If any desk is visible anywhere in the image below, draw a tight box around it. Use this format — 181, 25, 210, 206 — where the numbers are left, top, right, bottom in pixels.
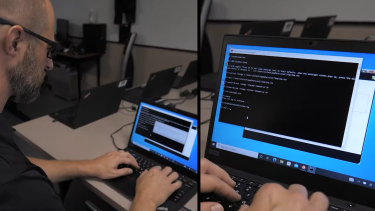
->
14, 83, 198, 211
56, 52, 102, 97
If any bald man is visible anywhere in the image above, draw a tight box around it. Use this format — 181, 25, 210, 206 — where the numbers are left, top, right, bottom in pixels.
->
0, 1, 181, 210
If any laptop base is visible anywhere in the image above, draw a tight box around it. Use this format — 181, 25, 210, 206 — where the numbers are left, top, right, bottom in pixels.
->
49, 105, 79, 129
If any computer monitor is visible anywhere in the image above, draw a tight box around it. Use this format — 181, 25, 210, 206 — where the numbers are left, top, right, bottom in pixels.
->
239, 20, 295, 37
207, 36, 375, 201
130, 101, 198, 174
300, 15, 337, 38
56, 19, 69, 47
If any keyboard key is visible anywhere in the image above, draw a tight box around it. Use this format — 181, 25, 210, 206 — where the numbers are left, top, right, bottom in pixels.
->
328, 205, 341, 211
235, 183, 246, 190
244, 186, 257, 194
201, 194, 216, 202
238, 178, 247, 184
173, 195, 181, 202
242, 193, 253, 200
247, 181, 256, 186
181, 183, 193, 192
221, 201, 239, 211
235, 189, 245, 196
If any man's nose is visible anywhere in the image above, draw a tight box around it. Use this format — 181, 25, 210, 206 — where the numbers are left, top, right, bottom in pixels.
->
45, 58, 54, 71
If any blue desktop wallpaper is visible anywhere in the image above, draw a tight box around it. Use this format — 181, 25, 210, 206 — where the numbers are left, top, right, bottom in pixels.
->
212, 44, 375, 181
131, 102, 198, 172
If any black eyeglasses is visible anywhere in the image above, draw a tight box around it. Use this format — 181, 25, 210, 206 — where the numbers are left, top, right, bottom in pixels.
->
0, 18, 62, 59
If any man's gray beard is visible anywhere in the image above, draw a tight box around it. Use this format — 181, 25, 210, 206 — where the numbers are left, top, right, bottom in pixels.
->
6, 44, 46, 104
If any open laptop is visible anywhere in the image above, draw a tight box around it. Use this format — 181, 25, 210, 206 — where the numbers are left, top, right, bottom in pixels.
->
300, 15, 337, 38
123, 66, 182, 104
105, 99, 198, 211
203, 35, 375, 211
173, 60, 198, 89
239, 20, 295, 37
49, 80, 128, 129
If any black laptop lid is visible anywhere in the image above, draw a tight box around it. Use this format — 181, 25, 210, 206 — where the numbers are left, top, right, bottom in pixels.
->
239, 20, 295, 37
180, 60, 198, 87
75, 80, 128, 127
300, 16, 337, 38
143, 66, 181, 99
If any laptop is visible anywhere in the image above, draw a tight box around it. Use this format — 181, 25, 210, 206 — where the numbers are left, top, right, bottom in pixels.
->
123, 66, 182, 104
200, 72, 218, 92
105, 99, 198, 211
300, 15, 337, 38
203, 35, 375, 211
50, 79, 128, 129
239, 20, 295, 37
173, 60, 198, 89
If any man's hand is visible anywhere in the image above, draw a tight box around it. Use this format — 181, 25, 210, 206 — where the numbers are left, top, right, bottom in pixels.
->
89, 151, 139, 180
238, 183, 329, 211
201, 158, 242, 211
131, 166, 182, 210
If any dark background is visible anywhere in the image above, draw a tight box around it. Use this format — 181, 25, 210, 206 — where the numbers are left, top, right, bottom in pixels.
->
219, 53, 358, 147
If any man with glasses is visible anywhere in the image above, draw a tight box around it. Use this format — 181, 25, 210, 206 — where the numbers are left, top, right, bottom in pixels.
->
0, 0, 181, 210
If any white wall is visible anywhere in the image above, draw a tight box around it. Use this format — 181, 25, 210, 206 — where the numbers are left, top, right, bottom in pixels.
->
209, 0, 375, 22
50, 0, 197, 51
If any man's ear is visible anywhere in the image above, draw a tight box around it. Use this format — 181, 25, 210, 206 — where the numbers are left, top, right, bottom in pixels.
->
4, 25, 27, 59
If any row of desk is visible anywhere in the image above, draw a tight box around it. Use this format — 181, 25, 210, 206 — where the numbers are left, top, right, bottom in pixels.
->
13, 83, 198, 211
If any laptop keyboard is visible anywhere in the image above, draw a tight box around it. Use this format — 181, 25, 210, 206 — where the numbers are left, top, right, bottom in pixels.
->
118, 150, 196, 203
60, 112, 77, 124
201, 174, 350, 211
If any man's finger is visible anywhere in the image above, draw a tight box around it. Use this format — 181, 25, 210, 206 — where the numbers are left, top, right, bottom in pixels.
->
138, 169, 148, 179
162, 166, 173, 176
118, 156, 139, 169
247, 183, 286, 211
149, 166, 162, 174
116, 168, 133, 177
168, 172, 179, 182
119, 151, 139, 168
288, 184, 308, 198
309, 192, 329, 211
202, 159, 236, 187
170, 180, 182, 192
238, 204, 249, 211
201, 202, 224, 211
201, 174, 241, 202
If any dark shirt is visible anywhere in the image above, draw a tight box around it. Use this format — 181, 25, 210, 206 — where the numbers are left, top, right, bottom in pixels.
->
0, 114, 65, 211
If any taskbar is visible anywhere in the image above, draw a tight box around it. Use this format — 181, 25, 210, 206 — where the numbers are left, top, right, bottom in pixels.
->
258, 153, 375, 190
150, 150, 198, 174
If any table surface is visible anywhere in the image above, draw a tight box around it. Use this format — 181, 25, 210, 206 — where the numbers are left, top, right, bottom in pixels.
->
14, 83, 198, 211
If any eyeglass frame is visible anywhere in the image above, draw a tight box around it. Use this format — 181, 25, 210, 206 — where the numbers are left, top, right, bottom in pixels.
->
0, 18, 62, 59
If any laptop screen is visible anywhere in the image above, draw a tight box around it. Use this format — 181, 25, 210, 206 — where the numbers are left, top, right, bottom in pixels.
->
210, 43, 375, 189
131, 102, 198, 173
